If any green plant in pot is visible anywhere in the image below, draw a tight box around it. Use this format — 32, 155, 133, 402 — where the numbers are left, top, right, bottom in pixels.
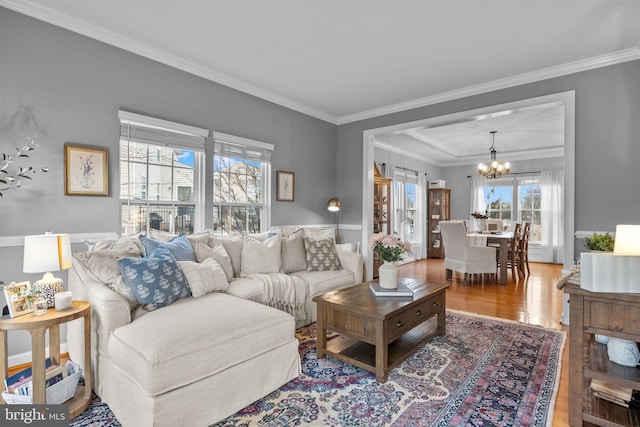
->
583, 232, 615, 252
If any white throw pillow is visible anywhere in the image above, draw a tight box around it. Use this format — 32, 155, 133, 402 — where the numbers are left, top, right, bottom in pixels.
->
240, 235, 282, 276
148, 229, 178, 242
178, 258, 228, 297
281, 229, 307, 273
303, 227, 336, 242
209, 235, 243, 277
186, 232, 212, 250
193, 241, 234, 282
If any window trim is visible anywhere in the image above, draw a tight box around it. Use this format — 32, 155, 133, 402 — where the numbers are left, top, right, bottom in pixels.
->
119, 110, 207, 234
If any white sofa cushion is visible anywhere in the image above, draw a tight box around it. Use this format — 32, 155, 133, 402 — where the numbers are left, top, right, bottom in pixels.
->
178, 258, 228, 297
240, 235, 281, 276
107, 292, 296, 397
225, 277, 264, 302
193, 241, 234, 282
290, 269, 355, 297
209, 236, 243, 277
281, 230, 307, 273
73, 249, 143, 311
303, 227, 336, 241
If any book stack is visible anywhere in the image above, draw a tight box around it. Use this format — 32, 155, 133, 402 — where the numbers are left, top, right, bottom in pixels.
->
4, 358, 78, 397
590, 379, 634, 408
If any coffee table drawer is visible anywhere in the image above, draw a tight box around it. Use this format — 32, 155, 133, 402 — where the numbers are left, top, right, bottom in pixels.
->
325, 309, 376, 342
385, 301, 429, 342
426, 293, 445, 317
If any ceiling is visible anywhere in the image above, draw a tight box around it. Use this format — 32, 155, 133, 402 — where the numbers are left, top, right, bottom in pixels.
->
374, 101, 566, 166
2, 0, 640, 163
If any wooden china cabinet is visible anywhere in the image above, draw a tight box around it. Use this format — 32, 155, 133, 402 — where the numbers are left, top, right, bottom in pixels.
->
428, 188, 451, 258
373, 163, 392, 278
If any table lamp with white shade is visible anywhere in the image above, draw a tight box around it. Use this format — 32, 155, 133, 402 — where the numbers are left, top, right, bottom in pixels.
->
23, 232, 72, 307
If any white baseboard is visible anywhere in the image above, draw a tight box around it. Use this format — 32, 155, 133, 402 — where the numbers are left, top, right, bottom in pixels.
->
8, 343, 69, 368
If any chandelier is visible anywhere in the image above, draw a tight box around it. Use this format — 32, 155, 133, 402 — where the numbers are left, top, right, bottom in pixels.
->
478, 130, 511, 179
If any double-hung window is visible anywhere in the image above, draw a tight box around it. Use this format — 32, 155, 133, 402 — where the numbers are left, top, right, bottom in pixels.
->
393, 167, 419, 261
119, 111, 208, 235
518, 178, 542, 241
211, 132, 273, 235
481, 176, 542, 241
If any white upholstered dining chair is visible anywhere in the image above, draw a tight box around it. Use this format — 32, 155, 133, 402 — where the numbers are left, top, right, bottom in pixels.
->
439, 221, 497, 283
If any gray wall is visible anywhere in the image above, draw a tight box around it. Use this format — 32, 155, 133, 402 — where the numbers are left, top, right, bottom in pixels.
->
0, 8, 337, 357
337, 59, 640, 258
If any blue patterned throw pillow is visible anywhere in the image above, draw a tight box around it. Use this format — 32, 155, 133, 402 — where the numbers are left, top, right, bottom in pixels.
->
117, 246, 191, 311
140, 234, 196, 262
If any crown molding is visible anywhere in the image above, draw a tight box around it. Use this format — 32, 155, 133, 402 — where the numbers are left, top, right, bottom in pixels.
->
3, 0, 639, 127
0, 0, 338, 124
337, 48, 640, 125
373, 140, 435, 165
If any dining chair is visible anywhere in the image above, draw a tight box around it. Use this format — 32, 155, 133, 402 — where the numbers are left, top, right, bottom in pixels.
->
484, 219, 503, 233
497, 222, 522, 280
440, 221, 497, 283
518, 222, 531, 275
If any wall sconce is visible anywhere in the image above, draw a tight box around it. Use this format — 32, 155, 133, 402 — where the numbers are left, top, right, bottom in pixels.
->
23, 232, 72, 307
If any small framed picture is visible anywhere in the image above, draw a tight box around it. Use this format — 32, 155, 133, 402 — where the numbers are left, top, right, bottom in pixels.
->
64, 144, 109, 196
3, 281, 33, 318
277, 171, 294, 202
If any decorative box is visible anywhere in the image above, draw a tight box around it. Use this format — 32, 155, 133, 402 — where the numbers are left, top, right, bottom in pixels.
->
429, 180, 446, 189
580, 252, 640, 293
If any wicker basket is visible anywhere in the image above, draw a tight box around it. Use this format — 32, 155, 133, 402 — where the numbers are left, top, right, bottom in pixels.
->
2, 361, 82, 405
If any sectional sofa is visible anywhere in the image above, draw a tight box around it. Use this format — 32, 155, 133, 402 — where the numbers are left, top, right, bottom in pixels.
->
67, 226, 364, 426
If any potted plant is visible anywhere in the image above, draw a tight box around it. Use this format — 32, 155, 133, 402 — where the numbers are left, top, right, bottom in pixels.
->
583, 232, 615, 252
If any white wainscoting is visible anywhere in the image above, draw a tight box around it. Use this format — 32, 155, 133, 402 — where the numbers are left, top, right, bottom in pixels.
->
0, 232, 119, 248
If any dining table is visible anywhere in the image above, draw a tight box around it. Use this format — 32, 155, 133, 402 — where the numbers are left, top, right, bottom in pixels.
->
467, 231, 514, 285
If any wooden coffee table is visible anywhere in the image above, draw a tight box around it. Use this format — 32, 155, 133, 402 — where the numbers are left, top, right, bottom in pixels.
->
313, 278, 448, 383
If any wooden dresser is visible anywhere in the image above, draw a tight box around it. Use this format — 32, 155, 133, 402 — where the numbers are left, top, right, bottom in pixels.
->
564, 274, 640, 426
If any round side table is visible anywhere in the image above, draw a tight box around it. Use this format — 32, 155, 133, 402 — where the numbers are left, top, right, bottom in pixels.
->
0, 300, 92, 418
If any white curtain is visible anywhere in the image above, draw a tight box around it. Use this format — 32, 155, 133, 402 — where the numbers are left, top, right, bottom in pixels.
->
469, 176, 487, 231
417, 172, 427, 259
541, 170, 564, 263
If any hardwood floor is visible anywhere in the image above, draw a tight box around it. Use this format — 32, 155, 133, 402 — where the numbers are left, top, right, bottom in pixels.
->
399, 257, 570, 427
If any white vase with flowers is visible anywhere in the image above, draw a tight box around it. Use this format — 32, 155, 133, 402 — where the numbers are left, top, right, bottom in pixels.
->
368, 233, 411, 289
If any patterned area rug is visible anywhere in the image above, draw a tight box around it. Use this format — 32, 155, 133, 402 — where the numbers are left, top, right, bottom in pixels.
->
70, 310, 564, 427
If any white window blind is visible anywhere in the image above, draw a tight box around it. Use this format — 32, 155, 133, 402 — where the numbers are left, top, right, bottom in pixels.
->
211, 131, 274, 163
118, 110, 208, 150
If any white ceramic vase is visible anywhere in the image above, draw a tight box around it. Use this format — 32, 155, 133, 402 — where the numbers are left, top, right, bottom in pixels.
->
378, 261, 399, 289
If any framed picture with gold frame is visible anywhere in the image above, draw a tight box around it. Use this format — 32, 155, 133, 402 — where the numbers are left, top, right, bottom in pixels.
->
64, 144, 109, 196
3, 281, 33, 318
276, 171, 294, 202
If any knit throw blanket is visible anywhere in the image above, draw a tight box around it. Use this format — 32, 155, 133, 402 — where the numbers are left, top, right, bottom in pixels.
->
248, 273, 309, 321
